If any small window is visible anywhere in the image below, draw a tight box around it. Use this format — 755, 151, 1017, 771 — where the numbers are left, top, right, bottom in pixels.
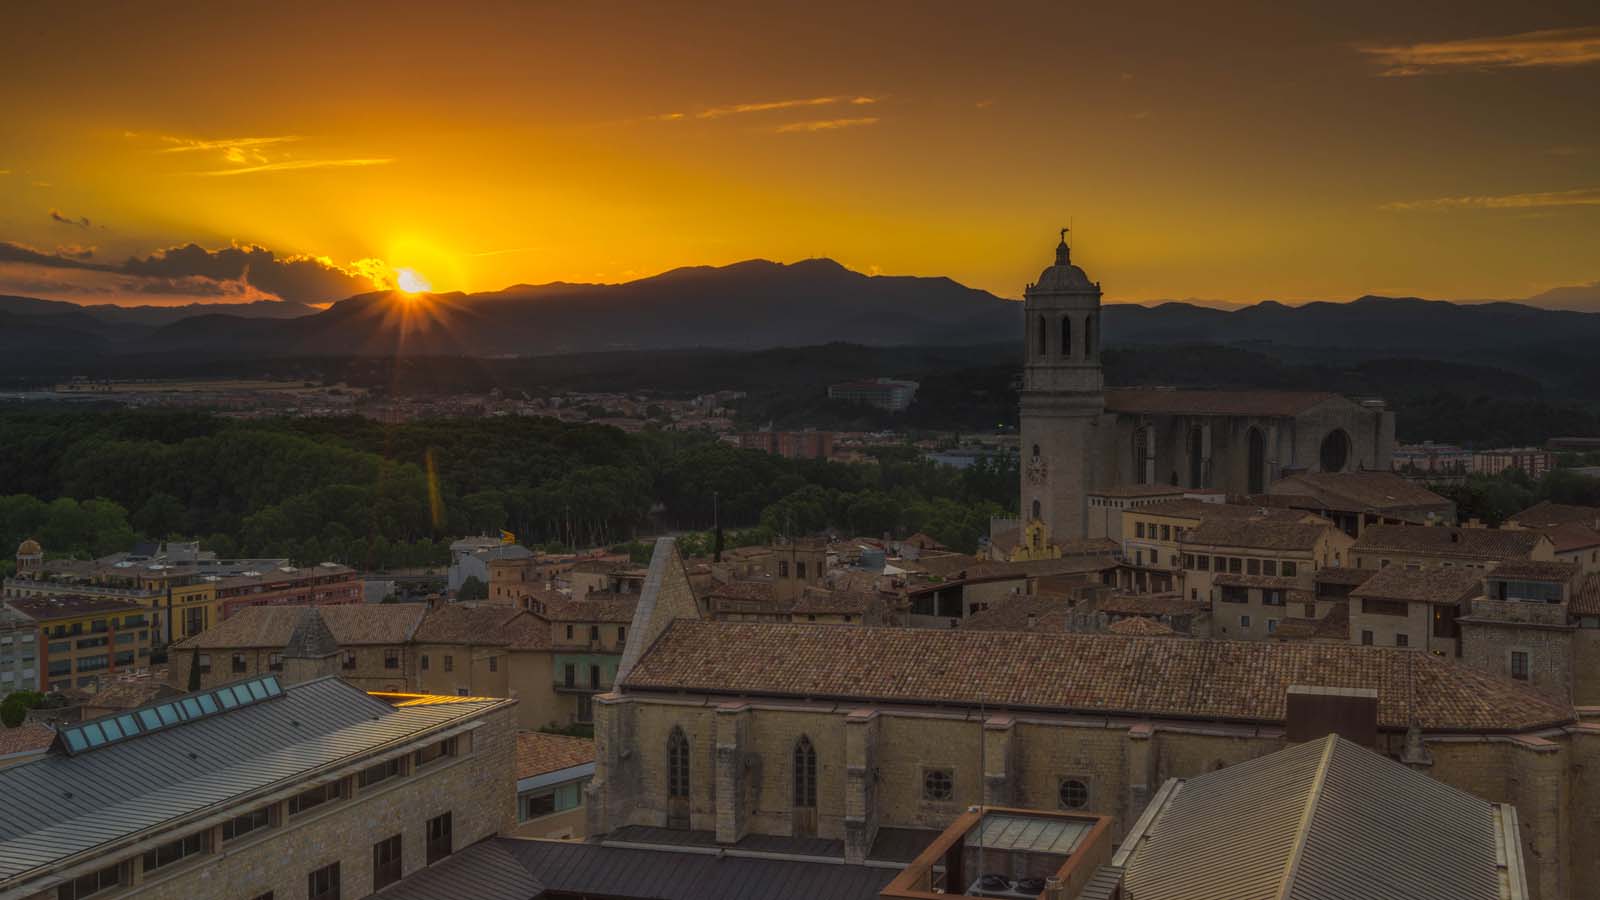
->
426, 812, 453, 865
307, 862, 340, 900
268, 653, 283, 672
1240, 615, 1251, 628
289, 781, 346, 816
1361, 630, 1374, 645
797, 561, 807, 579
1511, 651, 1530, 680
342, 652, 356, 671
1247, 558, 1261, 575
564, 663, 576, 687
55, 862, 122, 900
359, 757, 402, 788
443, 655, 454, 673
779, 561, 790, 578
1267, 619, 1278, 634
143, 831, 209, 873
618, 626, 627, 643
1396, 633, 1408, 647
1282, 561, 1297, 577
1135, 522, 1146, 539
421, 654, 430, 671
1058, 777, 1090, 809
489, 655, 498, 673
232, 653, 246, 673
415, 736, 457, 769
1263, 560, 1277, 576
197, 653, 211, 674
373, 834, 402, 890
589, 625, 600, 641
922, 768, 954, 801
222, 806, 273, 842
384, 649, 400, 669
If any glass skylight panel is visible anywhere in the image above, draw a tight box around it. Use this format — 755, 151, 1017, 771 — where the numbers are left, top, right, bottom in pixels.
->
180, 697, 203, 718
232, 684, 254, 705
100, 717, 123, 741
156, 703, 180, 726
246, 680, 268, 701
217, 688, 239, 709
262, 677, 282, 696
82, 723, 106, 747
139, 708, 163, 730
65, 729, 88, 752
117, 713, 139, 736
197, 694, 219, 715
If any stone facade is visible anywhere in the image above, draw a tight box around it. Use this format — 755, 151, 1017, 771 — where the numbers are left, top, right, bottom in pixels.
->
588, 690, 1594, 900
15, 696, 517, 900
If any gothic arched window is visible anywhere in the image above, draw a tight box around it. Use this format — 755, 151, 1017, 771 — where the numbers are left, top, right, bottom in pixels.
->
1031, 499, 1041, 520
793, 736, 817, 808
1132, 428, 1148, 485
1320, 429, 1350, 473
1032, 443, 1040, 460
1187, 428, 1205, 488
667, 726, 690, 798
1036, 315, 1047, 356
1060, 316, 1071, 358
1084, 315, 1095, 358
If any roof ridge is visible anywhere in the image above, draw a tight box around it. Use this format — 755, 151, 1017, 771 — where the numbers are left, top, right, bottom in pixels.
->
1274, 735, 1338, 900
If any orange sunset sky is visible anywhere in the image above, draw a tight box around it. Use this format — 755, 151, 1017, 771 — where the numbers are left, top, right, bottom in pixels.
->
2, 1, 1597, 308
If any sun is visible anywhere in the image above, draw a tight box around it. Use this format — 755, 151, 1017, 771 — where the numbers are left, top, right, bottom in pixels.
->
395, 268, 431, 294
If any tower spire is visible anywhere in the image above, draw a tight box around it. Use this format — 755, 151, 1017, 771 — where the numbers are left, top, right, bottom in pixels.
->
1055, 226, 1070, 265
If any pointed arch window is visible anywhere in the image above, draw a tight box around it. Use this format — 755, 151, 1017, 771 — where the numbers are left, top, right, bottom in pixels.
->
1060, 316, 1072, 358
793, 736, 817, 808
667, 727, 690, 798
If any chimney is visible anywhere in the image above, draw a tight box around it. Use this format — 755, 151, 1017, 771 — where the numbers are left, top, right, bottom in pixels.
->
1285, 685, 1378, 748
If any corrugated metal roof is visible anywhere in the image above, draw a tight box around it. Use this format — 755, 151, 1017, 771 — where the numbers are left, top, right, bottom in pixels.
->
496, 838, 896, 900
0, 676, 506, 886
372, 839, 543, 900
1120, 735, 1513, 900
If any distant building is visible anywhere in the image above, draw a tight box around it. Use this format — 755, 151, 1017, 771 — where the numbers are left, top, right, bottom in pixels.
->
1474, 446, 1557, 478
827, 378, 920, 412
1391, 440, 1473, 474
1, 595, 153, 693
1262, 470, 1455, 536
0, 674, 516, 900
448, 536, 533, 591
737, 430, 835, 460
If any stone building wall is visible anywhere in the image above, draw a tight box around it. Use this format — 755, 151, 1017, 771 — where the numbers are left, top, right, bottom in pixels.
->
25, 703, 518, 900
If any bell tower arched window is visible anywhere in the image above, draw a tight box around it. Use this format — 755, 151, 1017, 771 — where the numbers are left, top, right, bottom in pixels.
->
1037, 315, 1047, 356
793, 736, 817, 808
668, 727, 690, 798
1084, 315, 1095, 358
1061, 316, 1072, 358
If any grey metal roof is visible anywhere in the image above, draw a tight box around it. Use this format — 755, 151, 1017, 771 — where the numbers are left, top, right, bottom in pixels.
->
372, 839, 543, 900
1119, 735, 1517, 900
0, 676, 506, 887
498, 837, 897, 900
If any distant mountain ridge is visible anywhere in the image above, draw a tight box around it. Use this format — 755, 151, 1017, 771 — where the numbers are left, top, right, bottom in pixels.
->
4, 262, 1600, 366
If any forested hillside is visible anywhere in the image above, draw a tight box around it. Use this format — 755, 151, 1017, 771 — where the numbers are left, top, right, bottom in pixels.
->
0, 409, 1018, 570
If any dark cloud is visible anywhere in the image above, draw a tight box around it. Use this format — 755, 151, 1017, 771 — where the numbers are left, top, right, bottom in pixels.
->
119, 243, 375, 303
0, 239, 378, 303
49, 209, 91, 228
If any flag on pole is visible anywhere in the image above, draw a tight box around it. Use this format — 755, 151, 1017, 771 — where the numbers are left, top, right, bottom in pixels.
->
500, 530, 515, 544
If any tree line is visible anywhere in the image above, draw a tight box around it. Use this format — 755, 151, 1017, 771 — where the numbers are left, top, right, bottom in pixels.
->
0, 409, 1019, 572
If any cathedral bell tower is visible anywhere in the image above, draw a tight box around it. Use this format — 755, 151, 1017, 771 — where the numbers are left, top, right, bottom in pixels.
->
1019, 229, 1105, 540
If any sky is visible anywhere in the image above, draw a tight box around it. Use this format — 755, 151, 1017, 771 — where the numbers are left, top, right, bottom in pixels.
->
2, 0, 1598, 308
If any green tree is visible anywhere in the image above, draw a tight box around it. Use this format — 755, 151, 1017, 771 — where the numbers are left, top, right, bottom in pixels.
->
0, 691, 44, 728
134, 492, 187, 538
457, 575, 488, 602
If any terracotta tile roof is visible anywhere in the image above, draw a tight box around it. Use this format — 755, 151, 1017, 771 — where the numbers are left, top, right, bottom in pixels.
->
790, 587, 871, 616
82, 674, 178, 712
1353, 525, 1543, 561
1089, 485, 1187, 499
316, 604, 429, 644
5, 595, 144, 621
901, 533, 948, 551
1542, 522, 1600, 554
707, 581, 777, 603
1267, 472, 1450, 513
544, 594, 639, 623
413, 604, 526, 645
501, 613, 553, 651
516, 731, 595, 779
1108, 616, 1176, 636
1507, 501, 1600, 530
962, 597, 1071, 632
1187, 520, 1331, 552
0, 723, 55, 757
1137, 500, 1318, 524
906, 553, 985, 579
1575, 574, 1600, 617
1214, 574, 1302, 590
175, 605, 302, 649
1349, 567, 1482, 606
623, 620, 1569, 734
1486, 559, 1580, 582
1104, 389, 1344, 418
957, 556, 1118, 583
1314, 567, 1377, 587
1095, 592, 1208, 618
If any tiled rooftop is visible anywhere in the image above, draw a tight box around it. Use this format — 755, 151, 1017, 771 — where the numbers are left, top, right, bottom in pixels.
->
1267, 472, 1451, 512
1187, 519, 1332, 552
1507, 500, 1600, 530
516, 731, 595, 779
1353, 525, 1543, 560
622, 620, 1571, 733
1348, 567, 1483, 606
1108, 616, 1176, 636
1487, 559, 1581, 582
5, 595, 144, 620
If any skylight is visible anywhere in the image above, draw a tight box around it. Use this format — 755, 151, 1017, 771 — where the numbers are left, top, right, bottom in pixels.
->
56, 675, 285, 757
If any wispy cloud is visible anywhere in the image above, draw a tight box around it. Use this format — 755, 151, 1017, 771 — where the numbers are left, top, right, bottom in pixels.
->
0, 169, 10, 176
158, 135, 304, 153
1359, 26, 1600, 76
1383, 187, 1600, 211
677, 94, 877, 120
49, 209, 91, 228
187, 158, 395, 177
773, 117, 880, 134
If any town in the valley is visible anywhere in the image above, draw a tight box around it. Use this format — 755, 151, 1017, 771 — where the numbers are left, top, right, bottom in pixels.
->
1, 235, 1592, 900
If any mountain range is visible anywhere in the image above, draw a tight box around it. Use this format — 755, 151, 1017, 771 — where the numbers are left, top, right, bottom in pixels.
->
3, 259, 1600, 368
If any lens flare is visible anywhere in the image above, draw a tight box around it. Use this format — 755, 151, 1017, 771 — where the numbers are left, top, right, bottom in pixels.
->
396, 268, 431, 293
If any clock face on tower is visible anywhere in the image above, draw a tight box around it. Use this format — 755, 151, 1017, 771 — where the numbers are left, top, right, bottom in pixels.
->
1026, 456, 1049, 486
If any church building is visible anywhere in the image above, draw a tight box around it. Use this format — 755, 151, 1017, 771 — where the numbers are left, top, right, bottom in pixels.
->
1018, 231, 1395, 540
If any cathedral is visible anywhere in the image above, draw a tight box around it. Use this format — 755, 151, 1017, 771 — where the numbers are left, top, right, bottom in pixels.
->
1018, 231, 1395, 540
